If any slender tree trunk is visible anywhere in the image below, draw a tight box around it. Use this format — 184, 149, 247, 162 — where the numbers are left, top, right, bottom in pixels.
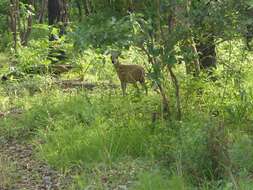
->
245, 7, 253, 50
157, 82, 170, 118
168, 65, 181, 120
190, 37, 200, 74
21, 0, 34, 46
183, 36, 200, 76
184, 0, 200, 76
9, 0, 34, 48
75, 0, 83, 21
82, 0, 92, 16
38, 0, 48, 23
165, 1, 182, 120
9, 0, 18, 52
140, 44, 171, 119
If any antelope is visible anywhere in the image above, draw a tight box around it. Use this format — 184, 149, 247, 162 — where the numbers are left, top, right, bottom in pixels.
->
110, 52, 147, 96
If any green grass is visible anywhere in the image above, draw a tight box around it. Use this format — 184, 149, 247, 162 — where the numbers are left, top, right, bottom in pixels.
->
0, 52, 8, 63
132, 172, 188, 190
0, 53, 9, 75
38, 120, 152, 169
0, 154, 17, 189
1, 41, 253, 189
1, 80, 253, 189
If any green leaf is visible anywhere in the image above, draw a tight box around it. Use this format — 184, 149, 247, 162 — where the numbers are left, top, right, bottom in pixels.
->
164, 54, 177, 65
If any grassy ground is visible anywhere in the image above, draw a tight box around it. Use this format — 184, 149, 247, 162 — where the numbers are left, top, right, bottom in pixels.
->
1, 42, 253, 189
0, 154, 17, 189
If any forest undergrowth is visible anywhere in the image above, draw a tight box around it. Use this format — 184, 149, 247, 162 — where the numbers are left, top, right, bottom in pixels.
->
1, 40, 253, 189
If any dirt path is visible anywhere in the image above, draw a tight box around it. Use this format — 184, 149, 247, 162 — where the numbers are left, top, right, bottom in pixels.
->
0, 140, 70, 190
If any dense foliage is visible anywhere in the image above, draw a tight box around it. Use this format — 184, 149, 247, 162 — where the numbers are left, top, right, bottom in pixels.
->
0, 0, 253, 189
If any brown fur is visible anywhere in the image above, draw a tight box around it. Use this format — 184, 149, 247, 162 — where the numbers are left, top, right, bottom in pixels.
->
111, 54, 147, 95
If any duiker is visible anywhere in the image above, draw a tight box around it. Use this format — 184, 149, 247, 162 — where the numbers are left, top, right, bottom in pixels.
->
111, 52, 147, 96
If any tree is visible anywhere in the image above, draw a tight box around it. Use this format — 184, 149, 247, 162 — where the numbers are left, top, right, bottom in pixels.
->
48, 0, 68, 41
9, 0, 19, 51
38, 0, 47, 23
9, 0, 34, 50
48, 0, 68, 63
48, 0, 68, 31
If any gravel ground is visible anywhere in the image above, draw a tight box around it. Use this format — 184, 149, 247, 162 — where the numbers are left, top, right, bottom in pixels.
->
0, 140, 70, 190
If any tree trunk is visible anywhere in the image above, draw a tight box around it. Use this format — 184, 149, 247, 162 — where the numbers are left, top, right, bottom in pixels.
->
196, 35, 217, 72
9, 0, 34, 48
48, 0, 68, 25
48, 0, 68, 63
38, 0, 48, 23
48, 0, 68, 36
21, 0, 34, 46
9, 0, 19, 52
182, 36, 201, 76
48, 0, 60, 26
75, 0, 83, 21
83, 0, 92, 16
140, 44, 171, 119
245, 7, 253, 50
168, 65, 181, 120
183, 0, 200, 76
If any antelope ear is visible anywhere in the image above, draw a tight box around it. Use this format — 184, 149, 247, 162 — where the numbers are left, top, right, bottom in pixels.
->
117, 51, 122, 57
110, 50, 121, 58
116, 51, 121, 57
104, 50, 111, 55
110, 51, 117, 59
111, 53, 115, 60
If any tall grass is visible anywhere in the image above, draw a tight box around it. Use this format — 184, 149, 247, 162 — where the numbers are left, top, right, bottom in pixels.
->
38, 119, 152, 169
